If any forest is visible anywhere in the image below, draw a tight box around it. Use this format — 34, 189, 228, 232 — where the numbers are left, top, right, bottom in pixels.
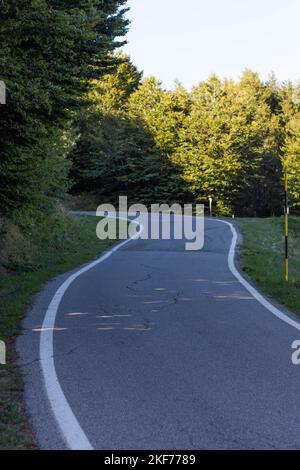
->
1, 0, 300, 230
70, 61, 300, 217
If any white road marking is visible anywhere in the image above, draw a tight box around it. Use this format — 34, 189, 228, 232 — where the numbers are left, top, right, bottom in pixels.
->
216, 219, 300, 331
39, 216, 143, 450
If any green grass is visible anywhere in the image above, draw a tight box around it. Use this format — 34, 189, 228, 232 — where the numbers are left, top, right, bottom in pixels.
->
0, 213, 125, 449
235, 216, 300, 316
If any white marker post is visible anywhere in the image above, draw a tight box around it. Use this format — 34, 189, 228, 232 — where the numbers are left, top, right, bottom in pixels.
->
209, 197, 213, 217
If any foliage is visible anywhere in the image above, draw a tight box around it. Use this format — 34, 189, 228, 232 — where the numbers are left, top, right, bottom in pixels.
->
174, 72, 286, 216
283, 113, 300, 209
1, 2, 300, 219
70, 57, 185, 205
0, 0, 129, 217
71, 66, 300, 215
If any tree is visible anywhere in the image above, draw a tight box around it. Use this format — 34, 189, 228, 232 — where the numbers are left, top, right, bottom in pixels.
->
89, 52, 143, 114
283, 96, 300, 210
0, 0, 129, 217
70, 61, 300, 216
173, 72, 285, 216
70, 112, 176, 205
128, 78, 191, 156
70, 56, 179, 205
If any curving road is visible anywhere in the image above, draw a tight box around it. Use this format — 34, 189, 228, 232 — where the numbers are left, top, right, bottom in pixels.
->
18, 216, 300, 450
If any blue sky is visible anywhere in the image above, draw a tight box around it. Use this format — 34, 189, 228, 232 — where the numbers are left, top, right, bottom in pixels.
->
122, 0, 300, 89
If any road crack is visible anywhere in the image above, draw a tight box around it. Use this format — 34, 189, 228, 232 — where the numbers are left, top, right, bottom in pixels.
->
126, 273, 152, 292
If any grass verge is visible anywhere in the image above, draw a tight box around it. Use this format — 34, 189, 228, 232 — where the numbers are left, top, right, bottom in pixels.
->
235, 216, 300, 316
0, 213, 125, 449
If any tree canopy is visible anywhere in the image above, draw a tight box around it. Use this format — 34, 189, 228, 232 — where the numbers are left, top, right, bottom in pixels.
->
70, 59, 300, 216
0, 0, 128, 217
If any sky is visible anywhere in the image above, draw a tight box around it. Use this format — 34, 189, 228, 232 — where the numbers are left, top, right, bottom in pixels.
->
122, 0, 300, 89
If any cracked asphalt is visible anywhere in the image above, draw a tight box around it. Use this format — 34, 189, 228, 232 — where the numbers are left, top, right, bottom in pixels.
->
17, 217, 300, 449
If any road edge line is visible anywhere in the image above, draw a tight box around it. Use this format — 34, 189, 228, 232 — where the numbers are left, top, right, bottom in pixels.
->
216, 218, 300, 331
40, 216, 142, 450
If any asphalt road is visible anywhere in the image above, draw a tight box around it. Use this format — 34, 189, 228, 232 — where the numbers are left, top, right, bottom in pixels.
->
18, 216, 300, 449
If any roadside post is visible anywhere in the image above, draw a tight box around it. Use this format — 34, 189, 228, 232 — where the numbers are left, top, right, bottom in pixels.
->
209, 197, 213, 217
284, 168, 289, 282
